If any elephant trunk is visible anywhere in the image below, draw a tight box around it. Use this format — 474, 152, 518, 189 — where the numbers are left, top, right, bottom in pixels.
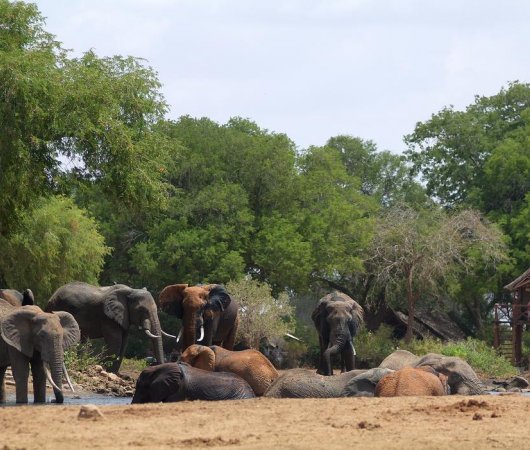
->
43, 338, 65, 403
182, 310, 200, 351
48, 359, 64, 404
323, 325, 351, 376
145, 314, 165, 365
202, 317, 215, 346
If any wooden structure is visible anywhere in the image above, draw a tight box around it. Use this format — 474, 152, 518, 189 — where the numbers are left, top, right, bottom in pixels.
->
496, 268, 530, 366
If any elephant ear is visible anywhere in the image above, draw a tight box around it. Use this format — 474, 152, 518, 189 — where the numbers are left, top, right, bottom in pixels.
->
103, 287, 130, 329
311, 296, 330, 329
52, 311, 81, 349
22, 289, 34, 306
150, 364, 185, 402
208, 285, 231, 312
345, 298, 364, 334
0, 306, 38, 358
159, 284, 188, 319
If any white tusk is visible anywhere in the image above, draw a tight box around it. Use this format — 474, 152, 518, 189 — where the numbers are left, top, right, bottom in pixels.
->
352, 344, 356, 356
144, 329, 161, 338
161, 330, 177, 339
197, 325, 204, 342
63, 362, 75, 393
44, 364, 62, 392
176, 328, 183, 343
284, 333, 303, 342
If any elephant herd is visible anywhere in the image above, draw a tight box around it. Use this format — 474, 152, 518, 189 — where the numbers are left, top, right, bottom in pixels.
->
1, 283, 485, 405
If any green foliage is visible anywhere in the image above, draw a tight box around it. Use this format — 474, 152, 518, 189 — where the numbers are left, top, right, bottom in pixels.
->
227, 278, 295, 349
120, 357, 148, 373
355, 325, 397, 368
0, 196, 110, 303
64, 341, 105, 374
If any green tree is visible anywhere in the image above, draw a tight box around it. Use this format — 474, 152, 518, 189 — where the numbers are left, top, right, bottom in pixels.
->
0, 196, 110, 303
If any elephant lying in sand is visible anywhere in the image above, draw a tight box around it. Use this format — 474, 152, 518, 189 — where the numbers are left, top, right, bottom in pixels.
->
264, 368, 392, 398
379, 350, 485, 395
375, 366, 450, 397
131, 362, 255, 403
181, 344, 278, 396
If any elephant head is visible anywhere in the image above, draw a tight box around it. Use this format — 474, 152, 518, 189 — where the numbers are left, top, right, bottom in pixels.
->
0, 305, 80, 403
311, 292, 364, 375
131, 362, 186, 404
180, 345, 216, 370
103, 286, 169, 366
159, 284, 232, 351
0, 289, 34, 307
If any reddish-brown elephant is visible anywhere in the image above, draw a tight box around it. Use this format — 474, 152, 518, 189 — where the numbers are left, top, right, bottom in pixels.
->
181, 344, 279, 396
375, 366, 450, 397
159, 284, 238, 353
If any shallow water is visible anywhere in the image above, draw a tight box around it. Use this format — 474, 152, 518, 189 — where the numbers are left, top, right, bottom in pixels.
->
3, 392, 132, 407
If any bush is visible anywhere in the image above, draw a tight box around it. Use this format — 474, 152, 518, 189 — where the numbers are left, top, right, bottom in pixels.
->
355, 325, 397, 368
227, 278, 295, 349
64, 341, 105, 376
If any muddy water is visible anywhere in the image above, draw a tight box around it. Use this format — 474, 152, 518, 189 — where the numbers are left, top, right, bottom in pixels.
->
3, 392, 132, 406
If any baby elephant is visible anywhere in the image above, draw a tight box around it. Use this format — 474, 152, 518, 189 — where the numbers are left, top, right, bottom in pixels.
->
181, 345, 279, 396
375, 366, 449, 397
131, 362, 255, 403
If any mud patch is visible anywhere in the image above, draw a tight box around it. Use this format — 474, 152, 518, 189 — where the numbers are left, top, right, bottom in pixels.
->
179, 437, 241, 447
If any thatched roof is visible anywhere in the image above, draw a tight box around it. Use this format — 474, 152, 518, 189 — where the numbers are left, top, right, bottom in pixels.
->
504, 267, 530, 291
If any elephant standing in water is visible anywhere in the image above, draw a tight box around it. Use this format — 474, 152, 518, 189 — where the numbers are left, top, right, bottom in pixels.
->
159, 284, 238, 353
0, 299, 80, 404
131, 362, 255, 403
46, 282, 174, 373
181, 344, 279, 396
311, 292, 364, 375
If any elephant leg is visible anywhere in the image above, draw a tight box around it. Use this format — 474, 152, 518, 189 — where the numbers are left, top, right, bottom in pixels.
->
8, 346, 30, 404
101, 324, 123, 373
222, 323, 237, 351
316, 334, 327, 375
341, 341, 355, 372
30, 353, 47, 403
0, 365, 6, 403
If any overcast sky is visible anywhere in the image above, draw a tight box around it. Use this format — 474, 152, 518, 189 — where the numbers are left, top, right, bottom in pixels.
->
34, 0, 530, 153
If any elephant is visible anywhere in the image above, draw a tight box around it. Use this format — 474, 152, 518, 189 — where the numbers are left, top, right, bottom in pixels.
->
159, 284, 238, 353
378, 350, 486, 395
375, 366, 450, 397
264, 368, 378, 398
311, 291, 364, 375
46, 282, 174, 373
0, 300, 80, 404
0, 288, 34, 307
180, 344, 279, 396
131, 362, 255, 403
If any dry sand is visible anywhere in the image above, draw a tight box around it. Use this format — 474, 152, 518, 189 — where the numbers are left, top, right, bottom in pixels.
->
1, 394, 529, 449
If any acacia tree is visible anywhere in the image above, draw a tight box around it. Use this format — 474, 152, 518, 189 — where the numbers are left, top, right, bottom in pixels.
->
367, 205, 508, 342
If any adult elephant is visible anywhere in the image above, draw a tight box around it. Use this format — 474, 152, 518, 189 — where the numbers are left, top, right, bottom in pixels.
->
0, 300, 79, 404
375, 366, 450, 397
311, 292, 364, 375
159, 284, 238, 353
181, 344, 279, 396
0, 288, 35, 307
46, 282, 174, 373
131, 362, 255, 403
263, 368, 391, 398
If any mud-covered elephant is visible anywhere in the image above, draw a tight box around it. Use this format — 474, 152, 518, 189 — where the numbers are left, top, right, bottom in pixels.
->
264, 368, 390, 398
131, 362, 255, 403
311, 292, 364, 375
46, 282, 174, 373
0, 288, 34, 307
181, 344, 278, 396
379, 350, 485, 395
159, 284, 238, 353
0, 300, 80, 404
375, 366, 449, 397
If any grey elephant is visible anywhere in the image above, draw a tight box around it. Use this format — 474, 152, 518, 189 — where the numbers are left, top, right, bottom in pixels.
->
131, 362, 255, 403
264, 368, 389, 398
46, 282, 174, 373
0, 299, 80, 404
311, 292, 364, 375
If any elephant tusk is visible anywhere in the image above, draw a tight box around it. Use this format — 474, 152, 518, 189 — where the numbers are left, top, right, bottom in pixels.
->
161, 330, 177, 339
144, 329, 161, 339
63, 362, 75, 393
197, 325, 204, 342
176, 328, 183, 343
352, 344, 356, 356
284, 333, 303, 342
44, 364, 62, 392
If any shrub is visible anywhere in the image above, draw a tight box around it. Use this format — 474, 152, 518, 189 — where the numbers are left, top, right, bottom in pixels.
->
355, 325, 397, 368
227, 278, 295, 349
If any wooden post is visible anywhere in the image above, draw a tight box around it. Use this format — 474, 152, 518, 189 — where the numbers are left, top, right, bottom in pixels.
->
512, 288, 522, 366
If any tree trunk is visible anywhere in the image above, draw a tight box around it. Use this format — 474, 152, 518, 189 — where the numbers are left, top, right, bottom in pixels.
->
404, 267, 417, 344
